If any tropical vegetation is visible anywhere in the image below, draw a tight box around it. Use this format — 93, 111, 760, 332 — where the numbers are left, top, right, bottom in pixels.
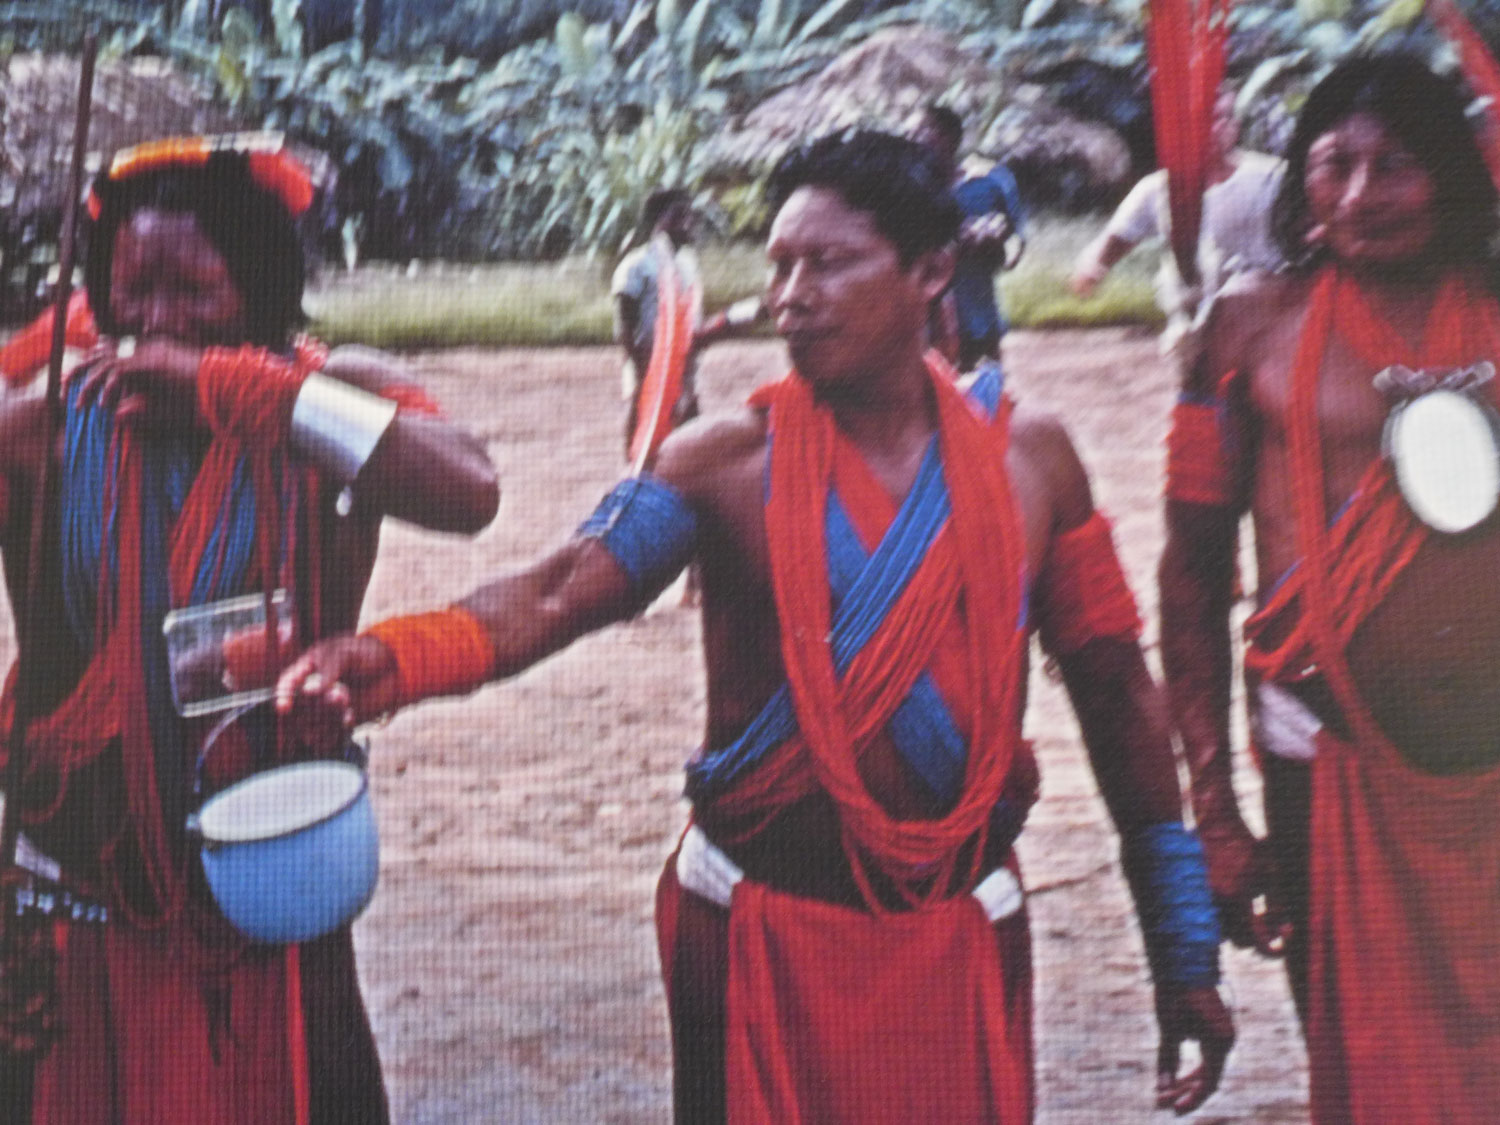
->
0, 0, 1497, 326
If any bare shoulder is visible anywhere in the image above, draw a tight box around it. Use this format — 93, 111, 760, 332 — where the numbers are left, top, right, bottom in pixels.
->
319, 343, 421, 388
1199, 270, 1310, 391
1009, 402, 1075, 462
1008, 402, 1093, 531
652, 405, 768, 499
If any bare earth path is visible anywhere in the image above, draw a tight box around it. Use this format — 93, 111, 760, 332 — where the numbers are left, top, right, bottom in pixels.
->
0, 331, 1288, 1122
345, 330, 1310, 1123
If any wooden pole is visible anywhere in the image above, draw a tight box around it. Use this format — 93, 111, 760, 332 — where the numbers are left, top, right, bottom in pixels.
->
0, 36, 98, 888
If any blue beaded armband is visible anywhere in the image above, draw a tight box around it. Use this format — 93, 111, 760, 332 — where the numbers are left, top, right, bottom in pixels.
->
1121, 821, 1221, 990
577, 476, 698, 594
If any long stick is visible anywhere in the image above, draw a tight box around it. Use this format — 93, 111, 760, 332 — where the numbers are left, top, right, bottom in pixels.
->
0, 37, 98, 881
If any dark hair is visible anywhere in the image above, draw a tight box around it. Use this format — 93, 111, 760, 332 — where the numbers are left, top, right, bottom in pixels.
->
1270, 52, 1499, 272
922, 103, 965, 152
641, 187, 692, 232
766, 129, 961, 265
85, 152, 306, 346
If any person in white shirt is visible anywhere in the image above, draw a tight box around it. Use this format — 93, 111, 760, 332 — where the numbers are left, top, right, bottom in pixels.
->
612, 189, 704, 459
1071, 89, 1285, 357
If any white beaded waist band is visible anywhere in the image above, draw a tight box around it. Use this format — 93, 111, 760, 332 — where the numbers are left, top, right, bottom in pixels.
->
676, 824, 1023, 922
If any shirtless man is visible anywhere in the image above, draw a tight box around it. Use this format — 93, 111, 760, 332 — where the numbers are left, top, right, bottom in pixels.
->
0, 137, 498, 1122
282, 128, 1231, 1122
1159, 54, 1500, 1121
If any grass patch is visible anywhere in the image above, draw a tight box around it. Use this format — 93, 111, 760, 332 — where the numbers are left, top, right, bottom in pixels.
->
306, 216, 1165, 349
1002, 215, 1164, 331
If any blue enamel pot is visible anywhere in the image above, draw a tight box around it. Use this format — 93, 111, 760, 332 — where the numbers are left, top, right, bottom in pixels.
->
188, 706, 378, 944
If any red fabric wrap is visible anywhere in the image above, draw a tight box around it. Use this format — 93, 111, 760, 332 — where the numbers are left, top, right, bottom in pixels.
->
1035, 511, 1142, 656
1165, 399, 1232, 505
0, 292, 99, 386
29, 926, 384, 1124
1269, 268, 1500, 1120
30, 926, 300, 1123
365, 607, 496, 707
198, 343, 319, 444
724, 880, 1032, 1125
709, 355, 1028, 910
1306, 726, 1500, 1124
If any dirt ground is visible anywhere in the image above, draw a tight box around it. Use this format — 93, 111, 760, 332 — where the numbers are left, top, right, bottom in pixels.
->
338, 329, 1311, 1124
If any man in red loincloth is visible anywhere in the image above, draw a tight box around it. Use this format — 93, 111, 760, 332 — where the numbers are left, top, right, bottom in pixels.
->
0, 135, 499, 1123
1160, 53, 1500, 1122
281, 129, 1232, 1123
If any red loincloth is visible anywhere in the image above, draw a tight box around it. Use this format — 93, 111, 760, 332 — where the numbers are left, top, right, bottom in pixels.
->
655, 851, 1035, 1125
725, 880, 1030, 1125
662, 356, 1036, 1122
30, 925, 386, 1124
1306, 726, 1500, 1124
1262, 268, 1500, 1122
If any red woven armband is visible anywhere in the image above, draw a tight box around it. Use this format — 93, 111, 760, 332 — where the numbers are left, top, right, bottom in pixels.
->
1037, 511, 1142, 656
198, 344, 323, 443
364, 607, 496, 706
1165, 398, 1232, 506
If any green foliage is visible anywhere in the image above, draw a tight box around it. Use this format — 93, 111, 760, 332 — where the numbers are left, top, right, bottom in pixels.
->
6, 0, 1496, 284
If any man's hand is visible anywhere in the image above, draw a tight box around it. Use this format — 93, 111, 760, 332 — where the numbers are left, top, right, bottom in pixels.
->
275, 635, 401, 728
1154, 984, 1234, 1115
1198, 819, 1289, 956
1069, 262, 1107, 298
74, 337, 201, 427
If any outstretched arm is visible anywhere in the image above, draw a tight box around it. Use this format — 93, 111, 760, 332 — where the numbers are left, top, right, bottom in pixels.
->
1070, 174, 1160, 296
275, 534, 642, 725
1069, 232, 1137, 296
694, 297, 767, 349
1023, 412, 1232, 1114
276, 415, 732, 724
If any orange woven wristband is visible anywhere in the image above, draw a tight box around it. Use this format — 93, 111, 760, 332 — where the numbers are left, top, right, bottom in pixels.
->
365, 608, 497, 706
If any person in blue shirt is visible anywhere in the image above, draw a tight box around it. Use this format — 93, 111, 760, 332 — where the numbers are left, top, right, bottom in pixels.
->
915, 104, 1027, 371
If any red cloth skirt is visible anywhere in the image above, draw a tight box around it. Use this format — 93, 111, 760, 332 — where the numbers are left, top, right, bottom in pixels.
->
658, 853, 1034, 1124
1307, 727, 1500, 1124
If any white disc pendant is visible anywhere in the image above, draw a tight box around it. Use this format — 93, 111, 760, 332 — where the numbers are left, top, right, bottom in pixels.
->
1386, 389, 1500, 534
